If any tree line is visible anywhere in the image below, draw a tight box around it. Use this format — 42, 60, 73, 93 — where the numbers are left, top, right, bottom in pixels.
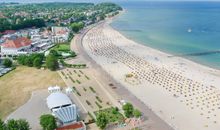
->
0, 119, 30, 130
0, 18, 45, 32
16, 52, 58, 71
0, 114, 57, 130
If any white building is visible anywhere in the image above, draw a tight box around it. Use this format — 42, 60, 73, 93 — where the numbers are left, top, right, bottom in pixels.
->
0, 37, 32, 56
47, 92, 77, 125
51, 27, 70, 43
52, 35, 68, 43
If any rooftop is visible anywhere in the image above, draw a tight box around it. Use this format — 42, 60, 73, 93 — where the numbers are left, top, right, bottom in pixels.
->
47, 92, 72, 109
2, 37, 32, 49
56, 121, 85, 130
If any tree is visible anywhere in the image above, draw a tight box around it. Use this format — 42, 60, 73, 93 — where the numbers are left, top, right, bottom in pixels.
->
3, 58, 12, 67
133, 109, 142, 118
96, 112, 108, 130
16, 119, 30, 130
17, 54, 44, 68
46, 54, 58, 71
112, 107, 119, 114
24, 57, 33, 67
0, 119, 6, 130
70, 22, 84, 33
33, 58, 42, 69
6, 119, 30, 130
40, 114, 57, 130
3, 58, 13, 67
122, 103, 134, 118
17, 55, 27, 65
49, 50, 59, 57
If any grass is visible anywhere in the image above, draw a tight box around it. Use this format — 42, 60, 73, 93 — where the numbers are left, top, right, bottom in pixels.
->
89, 86, 96, 93
51, 43, 70, 52
76, 80, 81, 84
86, 100, 91, 106
95, 101, 102, 109
88, 112, 95, 123
0, 66, 65, 119
79, 70, 84, 74
85, 75, 90, 80
68, 71, 73, 75
95, 107, 125, 123
96, 96, 102, 103
69, 77, 75, 83
76, 91, 81, 96
61, 71, 65, 76
72, 87, 81, 96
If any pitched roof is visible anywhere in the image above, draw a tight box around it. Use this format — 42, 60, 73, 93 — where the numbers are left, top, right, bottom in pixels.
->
3, 30, 16, 35
56, 121, 85, 130
2, 37, 32, 49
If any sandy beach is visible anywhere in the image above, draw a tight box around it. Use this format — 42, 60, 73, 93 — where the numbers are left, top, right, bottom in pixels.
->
81, 18, 220, 130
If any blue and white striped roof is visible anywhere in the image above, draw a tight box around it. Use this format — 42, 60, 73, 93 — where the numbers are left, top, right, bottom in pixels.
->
53, 105, 77, 124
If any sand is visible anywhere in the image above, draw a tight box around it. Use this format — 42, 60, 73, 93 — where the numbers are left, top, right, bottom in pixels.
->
82, 19, 220, 130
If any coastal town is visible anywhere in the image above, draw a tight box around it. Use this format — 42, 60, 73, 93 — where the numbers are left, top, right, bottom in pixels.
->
0, 2, 146, 130
1, 1, 220, 130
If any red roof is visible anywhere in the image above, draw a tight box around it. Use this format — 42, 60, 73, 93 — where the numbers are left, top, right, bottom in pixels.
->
2, 37, 32, 48
56, 122, 85, 130
57, 30, 67, 35
3, 30, 16, 35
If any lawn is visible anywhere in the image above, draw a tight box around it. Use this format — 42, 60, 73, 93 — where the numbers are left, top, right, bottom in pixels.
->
51, 43, 70, 52
50, 43, 76, 59
95, 107, 124, 123
0, 66, 65, 119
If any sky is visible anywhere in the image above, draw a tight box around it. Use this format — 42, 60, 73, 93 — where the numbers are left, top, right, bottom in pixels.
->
1, 0, 220, 3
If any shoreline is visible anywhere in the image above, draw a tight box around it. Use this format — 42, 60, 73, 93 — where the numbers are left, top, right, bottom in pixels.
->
73, 16, 175, 130
82, 17, 220, 130
106, 16, 220, 85
110, 24, 220, 75
110, 11, 220, 72
107, 11, 220, 78
111, 24, 220, 76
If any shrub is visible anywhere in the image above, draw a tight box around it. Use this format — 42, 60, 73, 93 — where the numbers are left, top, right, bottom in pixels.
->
122, 103, 134, 118
89, 86, 96, 93
95, 101, 102, 109
33, 58, 42, 69
96, 112, 108, 130
86, 100, 91, 106
3, 58, 12, 67
0, 119, 6, 130
76, 80, 81, 84
40, 114, 57, 130
7, 119, 30, 130
96, 96, 102, 103
46, 54, 58, 71
133, 109, 142, 118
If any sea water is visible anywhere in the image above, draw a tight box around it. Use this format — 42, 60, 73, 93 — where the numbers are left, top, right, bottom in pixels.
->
111, 1, 220, 70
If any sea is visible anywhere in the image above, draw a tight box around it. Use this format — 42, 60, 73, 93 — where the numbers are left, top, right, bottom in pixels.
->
111, 1, 220, 70
1, 1, 220, 69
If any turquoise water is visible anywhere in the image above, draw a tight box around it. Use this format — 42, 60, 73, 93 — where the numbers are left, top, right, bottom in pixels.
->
111, 2, 220, 70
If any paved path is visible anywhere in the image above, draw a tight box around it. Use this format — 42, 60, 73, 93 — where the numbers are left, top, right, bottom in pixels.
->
71, 23, 175, 130
6, 90, 50, 130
